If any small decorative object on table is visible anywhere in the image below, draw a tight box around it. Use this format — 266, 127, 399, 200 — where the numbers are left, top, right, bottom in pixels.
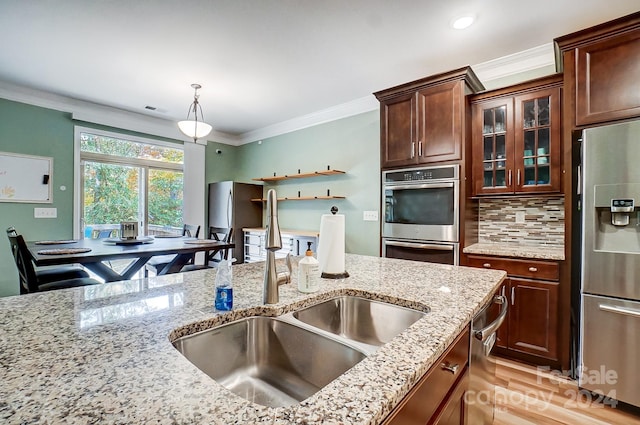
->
120, 221, 138, 240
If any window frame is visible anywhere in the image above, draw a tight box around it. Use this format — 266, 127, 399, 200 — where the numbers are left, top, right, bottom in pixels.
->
73, 126, 185, 239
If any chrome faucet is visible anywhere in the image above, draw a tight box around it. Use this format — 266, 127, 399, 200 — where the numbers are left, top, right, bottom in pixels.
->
263, 189, 291, 304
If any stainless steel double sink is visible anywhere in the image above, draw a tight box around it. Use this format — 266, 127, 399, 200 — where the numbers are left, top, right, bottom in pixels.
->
172, 295, 427, 407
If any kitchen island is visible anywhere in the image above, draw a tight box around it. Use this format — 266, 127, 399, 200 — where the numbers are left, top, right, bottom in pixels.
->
0, 254, 505, 424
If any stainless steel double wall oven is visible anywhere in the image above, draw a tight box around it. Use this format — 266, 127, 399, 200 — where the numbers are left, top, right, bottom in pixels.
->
382, 165, 460, 265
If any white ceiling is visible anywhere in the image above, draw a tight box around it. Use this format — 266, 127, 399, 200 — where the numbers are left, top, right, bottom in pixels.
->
0, 1, 637, 142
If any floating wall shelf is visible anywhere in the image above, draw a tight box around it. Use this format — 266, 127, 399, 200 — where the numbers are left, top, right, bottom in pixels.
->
252, 169, 345, 182
251, 195, 346, 202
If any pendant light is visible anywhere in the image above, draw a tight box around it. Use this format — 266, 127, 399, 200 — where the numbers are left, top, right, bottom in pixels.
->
177, 83, 213, 142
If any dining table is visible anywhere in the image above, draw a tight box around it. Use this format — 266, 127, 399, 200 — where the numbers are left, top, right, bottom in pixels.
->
25, 236, 235, 282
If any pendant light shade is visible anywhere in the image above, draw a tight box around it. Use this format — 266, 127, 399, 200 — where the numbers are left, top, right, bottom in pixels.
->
178, 83, 213, 142
177, 119, 213, 140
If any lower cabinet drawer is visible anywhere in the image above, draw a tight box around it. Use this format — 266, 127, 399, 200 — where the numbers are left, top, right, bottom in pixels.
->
245, 234, 263, 246
245, 244, 263, 256
383, 327, 470, 425
467, 255, 559, 280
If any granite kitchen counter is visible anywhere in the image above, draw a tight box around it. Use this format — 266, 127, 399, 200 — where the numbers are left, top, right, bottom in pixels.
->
0, 254, 505, 424
464, 242, 565, 261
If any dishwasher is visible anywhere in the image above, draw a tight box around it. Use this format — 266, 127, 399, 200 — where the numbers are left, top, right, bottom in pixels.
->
469, 294, 508, 423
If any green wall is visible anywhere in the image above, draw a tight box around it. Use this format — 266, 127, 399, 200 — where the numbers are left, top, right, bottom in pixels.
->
0, 97, 380, 297
0, 99, 78, 297
0, 98, 191, 297
234, 110, 381, 256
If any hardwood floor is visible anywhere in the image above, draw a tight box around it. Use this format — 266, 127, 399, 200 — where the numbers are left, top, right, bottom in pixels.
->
493, 357, 640, 425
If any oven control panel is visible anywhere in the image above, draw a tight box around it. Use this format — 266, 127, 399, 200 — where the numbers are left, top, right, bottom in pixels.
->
384, 165, 458, 183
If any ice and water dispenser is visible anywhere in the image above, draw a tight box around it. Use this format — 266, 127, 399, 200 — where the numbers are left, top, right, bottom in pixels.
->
610, 198, 635, 226
592, 184, 640, 253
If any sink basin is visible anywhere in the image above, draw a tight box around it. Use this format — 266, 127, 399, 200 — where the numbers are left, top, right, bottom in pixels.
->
172, 316, 366, 407
292, 296, 426, 346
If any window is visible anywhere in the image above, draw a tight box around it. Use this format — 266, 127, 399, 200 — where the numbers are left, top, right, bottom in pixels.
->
75, 128, 185, 238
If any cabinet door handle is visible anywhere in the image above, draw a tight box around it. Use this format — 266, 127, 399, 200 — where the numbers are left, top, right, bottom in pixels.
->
528, 267, 538, 272
511, 286, 515, 305
411, 142, 415, 159
418, 141, 423, 157
483, 263, 491, 268
517, 169, 521, 186
441, 362, 459, 374
508, 170, 512, 186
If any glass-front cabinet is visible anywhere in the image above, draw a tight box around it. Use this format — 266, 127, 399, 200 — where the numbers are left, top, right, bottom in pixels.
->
472, 77, 561, 195
480, 101, 513, 190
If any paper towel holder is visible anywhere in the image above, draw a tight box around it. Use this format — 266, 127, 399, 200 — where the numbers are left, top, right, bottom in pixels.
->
320, 206, 350, 279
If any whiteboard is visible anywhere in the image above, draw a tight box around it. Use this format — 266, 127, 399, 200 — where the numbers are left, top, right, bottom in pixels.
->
0, 151, 53, 203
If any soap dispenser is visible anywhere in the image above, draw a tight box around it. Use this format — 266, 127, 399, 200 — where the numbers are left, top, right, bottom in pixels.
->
298, 242, 320, 293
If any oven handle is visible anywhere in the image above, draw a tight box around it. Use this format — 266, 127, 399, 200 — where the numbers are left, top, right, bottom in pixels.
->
384, 240, 454, 251
384, 182, 455, 191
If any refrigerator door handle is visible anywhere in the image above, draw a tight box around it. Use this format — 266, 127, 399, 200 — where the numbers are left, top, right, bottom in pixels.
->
599, 304, 640, 318
226, 190, 233, 229
474, 295, 508, 341
576, 164, 582, 196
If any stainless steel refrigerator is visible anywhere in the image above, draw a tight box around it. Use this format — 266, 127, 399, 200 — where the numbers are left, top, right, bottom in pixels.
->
575, 120, 640, 409
208, 181, 263, 264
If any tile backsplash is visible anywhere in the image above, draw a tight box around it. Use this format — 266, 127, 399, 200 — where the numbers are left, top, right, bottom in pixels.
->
478, 196, 564, 246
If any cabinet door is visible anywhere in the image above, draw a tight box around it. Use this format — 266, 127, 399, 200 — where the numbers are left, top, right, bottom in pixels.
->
432, 371, 468, 425
380, 93, 417, 168
575, 29, 640, 126
514, 87, 561, 193
472, 98, 515, 195
383, 328, 469, 425
508, 278, 559, 360
417, 80, 463, 164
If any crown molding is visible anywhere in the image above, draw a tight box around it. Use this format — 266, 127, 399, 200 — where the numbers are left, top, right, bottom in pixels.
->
471, 43, 555, 83
1, 44, 554, 147
0, 81, 240, 146
238, 44, 555, 144
238, 95, 379, 144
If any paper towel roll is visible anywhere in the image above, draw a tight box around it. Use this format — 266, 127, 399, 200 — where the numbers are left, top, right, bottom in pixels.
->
317, 213, 349, 278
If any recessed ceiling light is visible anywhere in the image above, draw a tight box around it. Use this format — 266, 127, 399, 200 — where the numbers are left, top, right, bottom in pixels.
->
451, 14, 475, 30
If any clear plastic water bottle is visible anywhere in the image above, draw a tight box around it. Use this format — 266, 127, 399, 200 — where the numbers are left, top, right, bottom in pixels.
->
214, 259, 234, 311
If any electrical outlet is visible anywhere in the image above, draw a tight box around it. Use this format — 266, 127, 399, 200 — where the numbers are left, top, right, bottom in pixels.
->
34, 207, 57, 218
515, 211, 525, 223
363, 210, 379, 221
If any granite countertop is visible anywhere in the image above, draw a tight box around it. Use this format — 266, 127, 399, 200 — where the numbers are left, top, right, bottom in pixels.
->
464, 242, 565, 261
0, 254, 505, 424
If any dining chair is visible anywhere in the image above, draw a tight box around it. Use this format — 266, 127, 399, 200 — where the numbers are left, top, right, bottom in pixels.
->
181, 227, 234, 273
6, 227, 101, 294
144, 224, 201, 277
205, 226, 234, 266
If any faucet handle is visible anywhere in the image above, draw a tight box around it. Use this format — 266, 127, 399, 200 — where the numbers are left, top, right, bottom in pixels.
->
285, 253, 292, 275
276, 254, 292, 286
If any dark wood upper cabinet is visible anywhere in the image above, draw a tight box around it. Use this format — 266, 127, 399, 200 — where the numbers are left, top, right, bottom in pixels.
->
375, 67, 484, 169
378, 92, 416, 168
555, 11, 640, 127
470, 75, 563, 196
